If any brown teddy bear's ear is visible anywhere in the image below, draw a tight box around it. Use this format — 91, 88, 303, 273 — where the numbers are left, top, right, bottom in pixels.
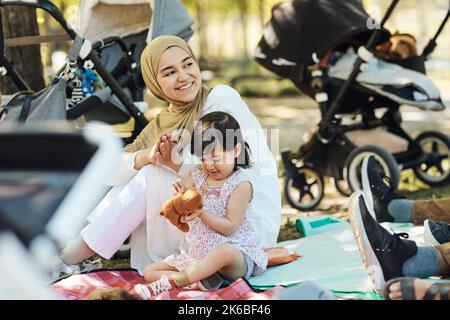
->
160, 198, 173, 216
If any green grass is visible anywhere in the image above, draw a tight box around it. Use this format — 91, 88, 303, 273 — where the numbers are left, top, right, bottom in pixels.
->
101, 258, 131, 269
398, 169, 450, 200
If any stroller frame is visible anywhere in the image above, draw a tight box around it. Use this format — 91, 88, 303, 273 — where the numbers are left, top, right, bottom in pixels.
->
0, 0, 150, 136
280, 0, 450, 210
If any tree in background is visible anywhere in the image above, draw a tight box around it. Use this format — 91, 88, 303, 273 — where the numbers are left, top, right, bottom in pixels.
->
182, 0, 210, 62
258, 0, 267, 31
0, 7, 45, 94
195, 0, 210, 63
235, 0, 250, 57
182, 0, 281, 60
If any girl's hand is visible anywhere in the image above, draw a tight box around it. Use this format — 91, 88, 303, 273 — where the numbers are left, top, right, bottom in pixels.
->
181, 208, 203, 223
172, 179, 186, 194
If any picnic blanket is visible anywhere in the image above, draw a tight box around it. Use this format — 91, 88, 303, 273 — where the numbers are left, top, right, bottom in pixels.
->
51, 221, 429, 300
52, 269, 284, 300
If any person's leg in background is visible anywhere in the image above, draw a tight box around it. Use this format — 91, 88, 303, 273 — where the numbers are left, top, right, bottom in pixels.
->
402, 245, 450, 278
436, 242, 450, 274
348, 192, 450, 294
365, 196, 450, 225
362, 155, 450, 224
385, 245, 450, 300
413, 198, 450, 225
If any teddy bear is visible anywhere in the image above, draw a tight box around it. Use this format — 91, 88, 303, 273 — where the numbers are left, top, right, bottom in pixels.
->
87, 287, 137, 300
160, 188, 203, 232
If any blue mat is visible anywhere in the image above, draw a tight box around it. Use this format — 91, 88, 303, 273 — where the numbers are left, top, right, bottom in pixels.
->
248, 221, 427, 300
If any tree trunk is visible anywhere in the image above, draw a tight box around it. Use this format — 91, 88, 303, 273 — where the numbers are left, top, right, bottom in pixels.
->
238, 0, 249, 58
0, 7, 45, 94
258, 0, 266, 30
195, 1, 210, 62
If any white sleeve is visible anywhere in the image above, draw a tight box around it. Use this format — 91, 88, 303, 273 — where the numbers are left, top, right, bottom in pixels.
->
103, 152, 139, 186
105, 147, 197, 185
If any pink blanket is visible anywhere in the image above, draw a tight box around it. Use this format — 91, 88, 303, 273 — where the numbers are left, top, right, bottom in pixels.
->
52, 269, 284, 300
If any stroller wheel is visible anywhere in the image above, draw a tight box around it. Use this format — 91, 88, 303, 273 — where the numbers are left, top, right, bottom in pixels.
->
283, 166, 324, 211
344, 145, 400, 193
413, 131, 450, 187
332, 178, 352, 197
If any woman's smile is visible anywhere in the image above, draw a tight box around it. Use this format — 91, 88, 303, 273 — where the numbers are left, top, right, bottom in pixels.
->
177, 81, 194, 91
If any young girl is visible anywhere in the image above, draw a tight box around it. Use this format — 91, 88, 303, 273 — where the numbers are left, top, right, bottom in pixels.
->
134, 112, 268, 299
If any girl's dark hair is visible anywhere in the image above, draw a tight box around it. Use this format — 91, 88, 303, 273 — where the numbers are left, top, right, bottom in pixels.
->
191, 112, 252, 170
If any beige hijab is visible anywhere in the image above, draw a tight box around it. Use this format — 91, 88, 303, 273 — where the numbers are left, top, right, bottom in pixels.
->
123, 35, 209, 153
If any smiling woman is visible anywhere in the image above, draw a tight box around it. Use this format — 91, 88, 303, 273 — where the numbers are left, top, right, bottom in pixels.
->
57, 35, 281, 281
156, 47, 202, 103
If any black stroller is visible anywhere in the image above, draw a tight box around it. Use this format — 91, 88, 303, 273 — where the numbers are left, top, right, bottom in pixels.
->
255, 0, 450, 211
0, 0, 194, 144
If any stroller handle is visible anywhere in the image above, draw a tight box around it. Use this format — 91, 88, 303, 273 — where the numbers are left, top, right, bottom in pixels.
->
422, 6, 450, 59
324, 0, 400, 125
0, 0, 150, 130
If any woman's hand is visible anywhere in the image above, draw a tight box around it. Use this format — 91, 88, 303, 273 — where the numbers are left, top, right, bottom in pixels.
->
134, 147, 154, 170
134, 132, 184, 171
154, 133, 183, 172
133, 133, 165, 170
181, 208, 203, 223
133, 133, 176, 170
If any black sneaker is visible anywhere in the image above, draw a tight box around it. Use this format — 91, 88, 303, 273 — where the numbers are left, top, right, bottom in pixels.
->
348, 192, 417, 294
362, 155, 403, 223
424, 219, 450, 246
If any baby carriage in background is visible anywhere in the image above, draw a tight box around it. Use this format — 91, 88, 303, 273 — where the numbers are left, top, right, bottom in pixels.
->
255, 0, 450, 211
0, 0, 194, 144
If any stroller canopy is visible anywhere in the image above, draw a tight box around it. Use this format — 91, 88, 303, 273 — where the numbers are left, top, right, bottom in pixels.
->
255, 0, 390, 75
77, 0, 194, 43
